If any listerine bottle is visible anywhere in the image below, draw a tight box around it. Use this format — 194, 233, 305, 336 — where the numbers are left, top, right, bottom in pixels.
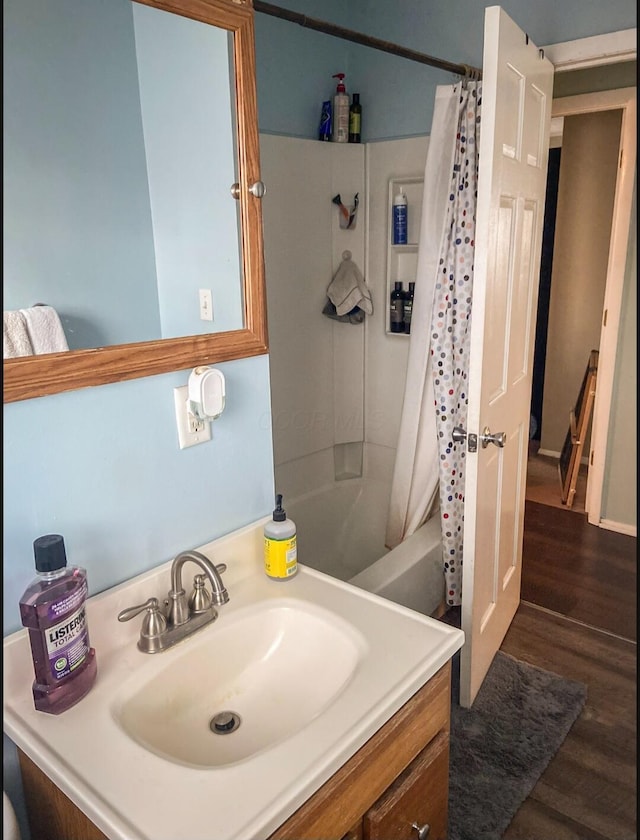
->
19, 534, 97, 714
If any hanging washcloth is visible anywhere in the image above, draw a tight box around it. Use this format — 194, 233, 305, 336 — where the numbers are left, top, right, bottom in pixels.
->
3, 310, 34, 358
20, 305, 69, 354
322, 299, 366, 324
326, 251, 373, 317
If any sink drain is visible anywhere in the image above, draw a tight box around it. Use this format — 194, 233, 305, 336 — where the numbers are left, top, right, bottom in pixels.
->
209, 711, 241, 734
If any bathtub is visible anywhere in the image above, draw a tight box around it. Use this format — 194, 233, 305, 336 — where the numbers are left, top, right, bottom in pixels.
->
285, 476, 445, 617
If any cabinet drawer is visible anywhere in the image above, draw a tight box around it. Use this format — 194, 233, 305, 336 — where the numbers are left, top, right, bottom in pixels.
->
363, 731, 449, 840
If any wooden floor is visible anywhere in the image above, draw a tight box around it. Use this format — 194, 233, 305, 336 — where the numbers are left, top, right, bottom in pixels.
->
521, 500, 636, 641
501, 603, 636, 840
503, 500, 637, 839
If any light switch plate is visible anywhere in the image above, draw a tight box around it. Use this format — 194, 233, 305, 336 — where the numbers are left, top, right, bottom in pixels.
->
173, 386, 211, 449
199, 288, 213, 321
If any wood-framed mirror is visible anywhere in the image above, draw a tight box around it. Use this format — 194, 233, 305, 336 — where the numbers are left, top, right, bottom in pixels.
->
3, 0, 267, 404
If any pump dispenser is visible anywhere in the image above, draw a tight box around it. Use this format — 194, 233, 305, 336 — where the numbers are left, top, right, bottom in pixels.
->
331, 73, 349, 143
264, 494, 298, 580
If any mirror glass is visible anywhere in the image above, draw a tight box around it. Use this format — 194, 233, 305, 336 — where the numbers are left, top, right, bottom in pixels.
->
4, 0, 267, 403
4, 0, 242, 351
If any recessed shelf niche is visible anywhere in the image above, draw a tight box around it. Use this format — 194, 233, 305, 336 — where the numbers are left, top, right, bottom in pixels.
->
386, 176, 423, 336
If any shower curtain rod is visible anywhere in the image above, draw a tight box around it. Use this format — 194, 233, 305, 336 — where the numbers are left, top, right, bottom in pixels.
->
252, 0, 482, 79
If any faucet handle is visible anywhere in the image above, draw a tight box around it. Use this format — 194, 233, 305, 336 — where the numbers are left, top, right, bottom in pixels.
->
118, 597, 168, 640
188, 574, 214, 614
118, 597, 160, 622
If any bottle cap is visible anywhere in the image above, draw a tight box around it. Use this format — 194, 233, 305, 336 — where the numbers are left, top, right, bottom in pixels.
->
34, 534, 67, 573
352, 93, 360, 104
332, 73, 346, 93
395, 281, 403, 291
272, 494, 286, 522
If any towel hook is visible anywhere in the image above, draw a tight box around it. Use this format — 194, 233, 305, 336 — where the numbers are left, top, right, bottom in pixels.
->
342, 250, 352, 261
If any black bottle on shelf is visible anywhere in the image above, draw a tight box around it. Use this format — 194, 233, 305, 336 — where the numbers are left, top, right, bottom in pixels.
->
403, 281, 415, 334
389, 282, 404, 333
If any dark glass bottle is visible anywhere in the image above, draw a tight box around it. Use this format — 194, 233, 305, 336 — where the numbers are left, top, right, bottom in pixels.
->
349, 93, 362, 143
403, 281, 415, 334
390, 282, 404, 333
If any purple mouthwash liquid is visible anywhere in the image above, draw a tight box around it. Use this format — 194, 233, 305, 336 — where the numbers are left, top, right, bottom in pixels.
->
19, 534, 97, 714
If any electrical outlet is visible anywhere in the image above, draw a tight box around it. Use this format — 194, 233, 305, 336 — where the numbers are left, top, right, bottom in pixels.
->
173, 386, 211, 449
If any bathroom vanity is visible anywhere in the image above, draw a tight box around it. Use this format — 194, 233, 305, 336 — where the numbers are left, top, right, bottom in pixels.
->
4, 518, 463, 840
17, 664, 450, 840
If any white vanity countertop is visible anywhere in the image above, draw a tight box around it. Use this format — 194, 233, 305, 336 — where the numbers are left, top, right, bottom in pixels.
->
3, 517, 464, 840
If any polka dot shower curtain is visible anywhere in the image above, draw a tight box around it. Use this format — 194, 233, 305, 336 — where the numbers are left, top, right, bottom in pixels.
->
386, 79, 482, 609
431, 80, 481, 606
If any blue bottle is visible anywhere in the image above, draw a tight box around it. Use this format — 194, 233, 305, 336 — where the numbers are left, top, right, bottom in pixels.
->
393, 188, 408, 245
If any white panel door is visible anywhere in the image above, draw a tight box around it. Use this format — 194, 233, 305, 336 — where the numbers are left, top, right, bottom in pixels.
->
459, 6, 554, 707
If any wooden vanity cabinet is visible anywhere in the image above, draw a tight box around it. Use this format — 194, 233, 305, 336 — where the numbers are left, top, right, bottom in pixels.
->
269, 661, 452, 840
17, 662, 452, 840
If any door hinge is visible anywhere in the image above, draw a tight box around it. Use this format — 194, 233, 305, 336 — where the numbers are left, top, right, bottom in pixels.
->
603, 309, 608, 327
590, 450, 594, 466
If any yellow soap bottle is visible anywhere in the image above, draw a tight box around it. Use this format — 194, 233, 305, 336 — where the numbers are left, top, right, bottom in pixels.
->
264, 494, 298, 580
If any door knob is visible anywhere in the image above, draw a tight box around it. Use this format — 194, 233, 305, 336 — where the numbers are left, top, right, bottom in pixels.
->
230, 181, 266, 200
480, 426, 506, 448
249, 180, 266, 197
411, 822, 431, 839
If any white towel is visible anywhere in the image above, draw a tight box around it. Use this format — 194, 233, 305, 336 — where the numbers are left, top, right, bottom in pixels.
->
20, 305, 69, 354
327, 251, 373, 317
3, 310, 34, 358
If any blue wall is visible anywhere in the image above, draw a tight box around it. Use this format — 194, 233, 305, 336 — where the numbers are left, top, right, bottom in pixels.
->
3, 357, 275, 636
255, 0, 637, 140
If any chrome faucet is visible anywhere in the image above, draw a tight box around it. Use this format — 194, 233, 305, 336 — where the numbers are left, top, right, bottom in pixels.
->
118, 550, 229, 653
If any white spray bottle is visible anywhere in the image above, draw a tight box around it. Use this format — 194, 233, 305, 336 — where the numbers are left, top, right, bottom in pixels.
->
331, 73, 349, 143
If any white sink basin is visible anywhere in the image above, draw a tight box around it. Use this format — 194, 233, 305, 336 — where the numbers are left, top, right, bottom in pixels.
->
3, 517, 464, 840
113, 600, 364, 767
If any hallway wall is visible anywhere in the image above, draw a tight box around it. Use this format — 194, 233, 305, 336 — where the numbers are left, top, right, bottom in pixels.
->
540, 110, 622, 455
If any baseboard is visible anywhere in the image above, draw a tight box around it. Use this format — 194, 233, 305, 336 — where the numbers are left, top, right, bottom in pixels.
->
537, 448, 589, 466
536, 448, 560, 459
598, 519, 637, 538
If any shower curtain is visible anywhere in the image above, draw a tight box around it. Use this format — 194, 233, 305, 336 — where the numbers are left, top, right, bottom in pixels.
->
385, 79, 481, 607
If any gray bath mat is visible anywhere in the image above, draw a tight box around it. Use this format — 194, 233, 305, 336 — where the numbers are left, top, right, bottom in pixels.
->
448, 651, 587, 840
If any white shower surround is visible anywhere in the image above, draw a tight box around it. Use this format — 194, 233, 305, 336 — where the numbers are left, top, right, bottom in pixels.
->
277, 444, 445, 617
262, 133, 444, 615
